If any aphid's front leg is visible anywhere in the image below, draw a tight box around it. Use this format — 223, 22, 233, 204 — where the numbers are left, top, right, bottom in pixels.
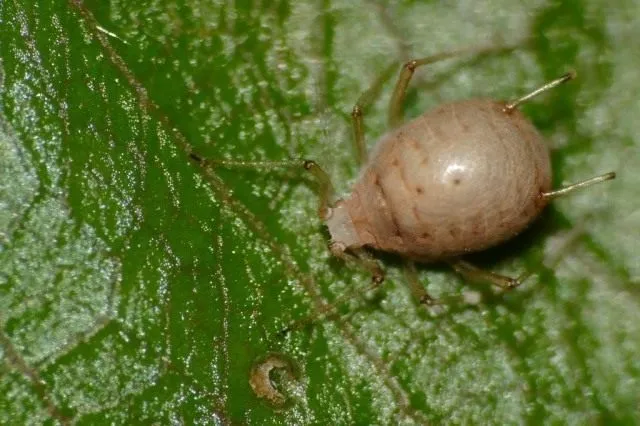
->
449, 259, 522, 290
403, 261, 438, 306
332, 247, 385, 285
303, 160, 335, 219
277, 249, 384, 337
190, 154, 335, 220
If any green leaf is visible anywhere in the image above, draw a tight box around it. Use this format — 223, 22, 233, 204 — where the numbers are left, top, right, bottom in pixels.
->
1, 0, 638, 424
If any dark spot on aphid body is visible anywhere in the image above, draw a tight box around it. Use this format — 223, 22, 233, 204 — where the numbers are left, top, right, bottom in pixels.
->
470, 219, 484, 237
486, 117, 499, 136
448, 227, 461, 238
392, 158, 400, 167
416, 186, 424, 194
453, 178, 461, 186
520, 203, 535, 219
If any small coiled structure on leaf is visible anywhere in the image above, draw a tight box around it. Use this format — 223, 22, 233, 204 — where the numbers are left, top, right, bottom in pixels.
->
327, 99, 551, 261
249, 353, 300, 409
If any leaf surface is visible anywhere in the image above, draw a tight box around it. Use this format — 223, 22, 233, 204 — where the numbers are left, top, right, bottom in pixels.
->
1, 1, 639, 424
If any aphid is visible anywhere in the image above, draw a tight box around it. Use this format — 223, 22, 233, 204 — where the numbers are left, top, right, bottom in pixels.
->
206, 50, 615, 307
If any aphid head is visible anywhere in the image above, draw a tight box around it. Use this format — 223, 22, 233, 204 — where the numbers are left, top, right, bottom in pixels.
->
325, 201, 360, 254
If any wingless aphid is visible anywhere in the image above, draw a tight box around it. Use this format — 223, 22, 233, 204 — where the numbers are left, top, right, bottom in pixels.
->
204, 49, 615, 311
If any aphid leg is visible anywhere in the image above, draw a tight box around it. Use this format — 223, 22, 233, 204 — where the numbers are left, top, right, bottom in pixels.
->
503, 71, 575, 113
303, 160, 335, 220
277, 250, 384, 337
388, 44, 518, 127
449, 259, 521, 290
312, 249, 385, 318
403, 260, 438, 306
351, 248, 385, 282
330, 247, 385, 285
541, 172, 616, 201
190, 154, 335, 220
351, 62, 398, 165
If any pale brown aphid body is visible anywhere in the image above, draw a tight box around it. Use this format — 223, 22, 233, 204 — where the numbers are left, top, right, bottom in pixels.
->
312, 54, 615, 296
210, 51, 615, 309
326, 99, 551, 262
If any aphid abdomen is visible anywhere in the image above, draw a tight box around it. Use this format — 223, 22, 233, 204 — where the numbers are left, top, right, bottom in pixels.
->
335, 99, 552, 261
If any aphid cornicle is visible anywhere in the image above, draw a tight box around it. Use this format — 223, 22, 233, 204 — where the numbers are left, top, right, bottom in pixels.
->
211, 50, 616, 305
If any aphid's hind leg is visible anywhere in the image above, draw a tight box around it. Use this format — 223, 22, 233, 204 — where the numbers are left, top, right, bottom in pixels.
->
351, 62, 398, 165
449, 259, 525, 290
388, 44, 516, 128
189, 154, 334, 220
403, 260, 438, 306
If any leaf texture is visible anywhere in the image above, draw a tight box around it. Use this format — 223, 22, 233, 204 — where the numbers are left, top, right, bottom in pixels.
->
1, 0, 639, 424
